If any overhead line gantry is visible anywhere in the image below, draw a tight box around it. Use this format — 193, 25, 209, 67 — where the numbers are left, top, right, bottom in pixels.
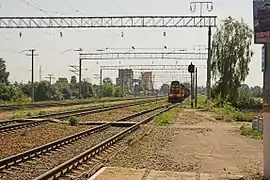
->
0, 16, 216, 28
0, 15, 217, 108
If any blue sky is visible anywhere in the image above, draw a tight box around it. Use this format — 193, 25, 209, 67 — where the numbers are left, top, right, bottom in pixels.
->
0, 0, 263, 88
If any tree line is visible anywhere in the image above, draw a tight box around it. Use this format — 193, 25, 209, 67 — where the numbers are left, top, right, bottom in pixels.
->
0, 59, 133, 103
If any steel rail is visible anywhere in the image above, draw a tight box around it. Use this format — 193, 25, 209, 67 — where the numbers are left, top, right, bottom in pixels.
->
34, 104, 177, 180
0, 96, 161, 111
0, 119, 30, 127
23, 97, 165, 119
0, 120, 50, 133
54, 98, 163, 120
0, 103, 169, 171
0, 98, 165, 133
1, 96, 164, 123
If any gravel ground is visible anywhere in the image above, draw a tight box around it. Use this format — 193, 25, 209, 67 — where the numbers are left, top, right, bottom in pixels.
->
80, 107, 137, 122
107, 108, 263, 179
0, 99, 138, 121
0, 123, 92, 158
0, 126, 124, 180
80, 102, 166, 122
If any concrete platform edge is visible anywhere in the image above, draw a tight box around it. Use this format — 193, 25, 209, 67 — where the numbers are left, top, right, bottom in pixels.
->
88, 167, 107, 180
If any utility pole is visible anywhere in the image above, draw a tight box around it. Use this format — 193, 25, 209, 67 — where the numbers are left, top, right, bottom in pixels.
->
21, 49, 38, 103
121, 71, 124, 98
45, 74, 55, 84
99, 69, 103, 98
45, 74, 55, 101
195, 67, 198, 108
206, 27, 212, 111
191, 72, 194, 108
79, 57, 82, 99
190, 1, 213, 111
62, 48, 83, 99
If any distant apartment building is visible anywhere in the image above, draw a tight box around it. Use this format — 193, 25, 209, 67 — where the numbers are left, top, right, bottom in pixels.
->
141, 72, 154, 95
116, 69, 134, 88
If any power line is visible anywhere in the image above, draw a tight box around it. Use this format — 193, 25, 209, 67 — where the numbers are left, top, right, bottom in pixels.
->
17, 0, 81, 34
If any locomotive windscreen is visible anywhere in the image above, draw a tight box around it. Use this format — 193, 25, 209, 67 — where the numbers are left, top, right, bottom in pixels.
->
171, 81, 180, 86
170, 81, 181, 94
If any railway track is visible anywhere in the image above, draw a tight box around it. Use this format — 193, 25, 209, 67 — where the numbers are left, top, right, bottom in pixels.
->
0, 103, 175, 180
0, 97, 165, 134
0, 96, 161, 111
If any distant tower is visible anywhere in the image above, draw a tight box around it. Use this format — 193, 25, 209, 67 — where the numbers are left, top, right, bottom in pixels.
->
39, 65, 42, 82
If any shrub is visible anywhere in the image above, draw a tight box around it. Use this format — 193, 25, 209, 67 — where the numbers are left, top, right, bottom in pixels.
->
240, 125, 262, 140
234, 111, 253, 122
68, 116, 80, 126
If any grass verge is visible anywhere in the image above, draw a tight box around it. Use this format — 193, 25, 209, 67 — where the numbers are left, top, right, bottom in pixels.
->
182, 95, 210, 110
240, 124, 263, 140
153, 107, 180, 126
213, 103, 253, 122
183, 95, 253, 122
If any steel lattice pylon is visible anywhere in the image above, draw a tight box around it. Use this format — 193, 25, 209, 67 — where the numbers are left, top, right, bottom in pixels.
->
0, 16, 217, 28
100, 64, 205, 71
80, 52, 207, 60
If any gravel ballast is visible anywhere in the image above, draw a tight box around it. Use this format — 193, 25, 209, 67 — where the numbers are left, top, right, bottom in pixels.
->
80, 102, 167, 122
0, 126, 124, 180
0, 123, 92, 158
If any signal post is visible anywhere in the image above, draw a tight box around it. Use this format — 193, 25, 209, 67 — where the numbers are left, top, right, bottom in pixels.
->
188, 62, 195, 108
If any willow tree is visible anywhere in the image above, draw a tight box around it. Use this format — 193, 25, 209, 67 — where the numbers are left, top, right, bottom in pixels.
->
211, 16, 253, 105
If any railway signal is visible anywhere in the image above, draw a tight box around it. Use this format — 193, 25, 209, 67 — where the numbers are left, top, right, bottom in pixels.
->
188, 62, 196, 108
188, 62, 195, 73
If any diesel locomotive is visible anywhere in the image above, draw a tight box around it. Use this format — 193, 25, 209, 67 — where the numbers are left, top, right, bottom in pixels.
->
168, 81, 190, 103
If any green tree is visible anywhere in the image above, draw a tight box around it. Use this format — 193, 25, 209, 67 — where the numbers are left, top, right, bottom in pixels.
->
103, 77, 113, 86
70, 75, 77, 84
160, 84, 169, 94
211, 16, 254, 105
35, 81, 57, 101
0, 58, 10, 85
114, 86, 121, 97
56, 77, 68, 84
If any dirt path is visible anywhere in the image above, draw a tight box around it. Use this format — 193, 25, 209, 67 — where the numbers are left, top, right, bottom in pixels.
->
108, 108, 263, 179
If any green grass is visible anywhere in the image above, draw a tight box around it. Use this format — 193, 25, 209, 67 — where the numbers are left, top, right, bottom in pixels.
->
240, 124, 263, 140
213, 103, 253, 122
153, 108, 180, 126
182, 95, 253, 122
182, 95, 208, 110
9, 113, 30, 119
